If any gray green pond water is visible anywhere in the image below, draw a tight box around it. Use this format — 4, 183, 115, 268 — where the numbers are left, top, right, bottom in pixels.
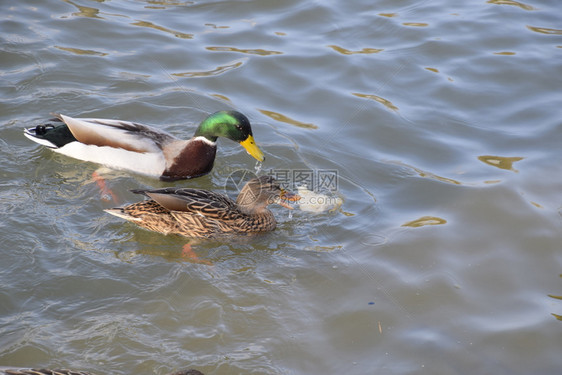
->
1, 0, 562, 374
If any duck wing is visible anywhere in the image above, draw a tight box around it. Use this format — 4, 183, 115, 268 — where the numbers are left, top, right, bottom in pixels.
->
56, 114, 176, 153
133, 188, 240, 221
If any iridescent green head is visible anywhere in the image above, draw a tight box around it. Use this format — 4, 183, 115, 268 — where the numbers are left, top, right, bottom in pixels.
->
195, 111, 264, 162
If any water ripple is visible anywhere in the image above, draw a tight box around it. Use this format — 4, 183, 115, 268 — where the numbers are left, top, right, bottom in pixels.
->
402, 216, 448, 228
172, 60, 244, 78
478, 155, 524, 172
55, 46, 108, 56
62, 0, 104, 19
327, 45, 383, 55
526, 25, 562, 35
352, 92, 399, 112
206, 46, 283, 56
258, 109, 318, 129
487, 0, 536, 11
131, 20, 193, 39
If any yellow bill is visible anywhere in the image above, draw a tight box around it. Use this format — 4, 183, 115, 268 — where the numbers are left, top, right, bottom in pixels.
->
277, 189, 301, 210
240, 135, 265, 162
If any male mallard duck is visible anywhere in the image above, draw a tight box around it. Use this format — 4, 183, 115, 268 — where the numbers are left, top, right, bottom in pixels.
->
105, 176, 300, 238
23, 111, 264, 181
0, 369, 203, 375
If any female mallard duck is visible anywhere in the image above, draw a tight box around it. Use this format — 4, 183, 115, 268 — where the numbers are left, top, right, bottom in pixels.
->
105, 176, 300, 238
23, 111, 264, 181
0, 369, 203, 375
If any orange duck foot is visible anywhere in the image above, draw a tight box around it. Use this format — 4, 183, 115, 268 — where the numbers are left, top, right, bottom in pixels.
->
181, 243, 213, 266
92, 171, 118, 203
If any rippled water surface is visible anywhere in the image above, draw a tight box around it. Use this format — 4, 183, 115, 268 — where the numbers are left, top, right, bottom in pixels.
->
1, 0, 562, 374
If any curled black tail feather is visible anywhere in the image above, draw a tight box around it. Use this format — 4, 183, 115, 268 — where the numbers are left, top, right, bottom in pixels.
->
28, 121, 76, 148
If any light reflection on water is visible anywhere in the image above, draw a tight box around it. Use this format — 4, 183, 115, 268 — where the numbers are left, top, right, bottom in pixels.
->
1, 0, 562, 374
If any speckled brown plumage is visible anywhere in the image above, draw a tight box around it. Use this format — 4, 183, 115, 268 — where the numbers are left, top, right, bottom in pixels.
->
105, 176, 299, 239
